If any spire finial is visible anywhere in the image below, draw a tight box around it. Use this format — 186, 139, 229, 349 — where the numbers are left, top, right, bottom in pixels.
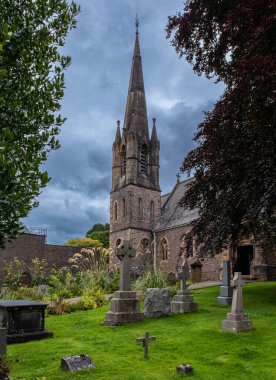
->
176, 173, 181, 183
135, 14, 139, 34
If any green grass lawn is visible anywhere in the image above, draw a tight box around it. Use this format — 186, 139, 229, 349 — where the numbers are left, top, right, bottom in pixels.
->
9, 282, 276, 380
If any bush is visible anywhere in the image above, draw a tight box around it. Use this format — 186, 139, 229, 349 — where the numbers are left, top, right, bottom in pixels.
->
0, 355, 12, 379
81, 288, 105, 310
95, 270, 119, 294
133, 269, 169, 298
6, 286, 45, 301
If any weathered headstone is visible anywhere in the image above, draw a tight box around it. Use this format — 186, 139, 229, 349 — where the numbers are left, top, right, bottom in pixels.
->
136, 331, 156, 359
61, 354, 95, 372
222, 272, 253, 333
0, 300, 53, 343
176, 363, 194, 375
144, 288, 171, 318
171, 262, 198, 314
0, 328, 6, 356
217, 261, 233, 305
104, 241, 144, 325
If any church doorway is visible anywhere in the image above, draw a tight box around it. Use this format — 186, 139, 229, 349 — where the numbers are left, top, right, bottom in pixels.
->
236, 245, 254, 275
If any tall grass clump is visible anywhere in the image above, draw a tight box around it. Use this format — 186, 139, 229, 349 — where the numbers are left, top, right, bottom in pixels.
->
133, 268, 169, 298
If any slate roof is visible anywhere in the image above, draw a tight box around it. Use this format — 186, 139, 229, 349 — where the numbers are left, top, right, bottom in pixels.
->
154, 178, 199, 231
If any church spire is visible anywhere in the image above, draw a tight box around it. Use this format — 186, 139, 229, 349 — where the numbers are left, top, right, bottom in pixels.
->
123, 17, 149, 143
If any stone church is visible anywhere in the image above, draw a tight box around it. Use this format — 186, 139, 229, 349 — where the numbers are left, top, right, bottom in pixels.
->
109, 25, 275, 281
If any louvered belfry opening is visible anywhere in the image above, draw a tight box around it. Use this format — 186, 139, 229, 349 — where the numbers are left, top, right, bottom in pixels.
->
140, 144, 147, 174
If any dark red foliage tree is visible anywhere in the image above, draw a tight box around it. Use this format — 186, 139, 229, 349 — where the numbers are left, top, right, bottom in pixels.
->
166, 0, 276, 256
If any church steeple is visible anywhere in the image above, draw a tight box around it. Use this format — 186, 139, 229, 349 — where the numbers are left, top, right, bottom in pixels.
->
111, 19, 160, 192
110, 19, 161, 269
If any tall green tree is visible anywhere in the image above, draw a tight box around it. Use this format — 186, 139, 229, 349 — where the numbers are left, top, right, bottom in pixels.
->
86, 223, 109, 248
64, 237, 103, 249
167, 1, 276, 256
0, 0, 80, 247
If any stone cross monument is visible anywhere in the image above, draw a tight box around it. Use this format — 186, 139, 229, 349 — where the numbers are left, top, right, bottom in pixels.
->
104, 240, 144, 325
222, 272, 253, 333
171, 261, 198, 314
116, 241, 135, 291
177, 263, 188, 292
217, 261, 233, 305
136, 331, 156, 359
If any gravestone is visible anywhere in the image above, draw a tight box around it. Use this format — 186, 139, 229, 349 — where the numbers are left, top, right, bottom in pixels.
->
0, 328, 6, 356
217, 261, 233, 305
144, 288, 171, 318
136, 331, 156, 359
104, 241, 144, 325
171, 262, 198, 314
176, 363, 193, 375
0, 300, 53, 343
222, 272, 253, 333
61, 354, 96, 372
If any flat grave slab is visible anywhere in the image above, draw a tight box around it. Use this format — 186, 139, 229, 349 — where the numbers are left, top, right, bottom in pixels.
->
0, 300, 53, 343
61, 354, 96, 372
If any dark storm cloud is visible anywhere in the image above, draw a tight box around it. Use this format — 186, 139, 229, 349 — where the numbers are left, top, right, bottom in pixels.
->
23, 0, 224, 244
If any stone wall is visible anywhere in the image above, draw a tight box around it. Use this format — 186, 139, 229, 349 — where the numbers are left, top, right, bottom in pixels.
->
0, 233, 78, 281
155, 226, 223, 281
110, 184, 161, 235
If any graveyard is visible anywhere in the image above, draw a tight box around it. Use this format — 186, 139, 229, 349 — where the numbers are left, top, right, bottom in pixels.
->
5, 281, 276, 380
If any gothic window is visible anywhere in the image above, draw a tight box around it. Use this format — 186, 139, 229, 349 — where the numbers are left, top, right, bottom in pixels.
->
138, 198, 143, 218
122, 198, 126, 218
161, 238, 169, 261
114, 202, 118, 221
121, 145, 126, 175
150, 201, 155, 221
116, 239, 121, 247
140, 144, 147, 174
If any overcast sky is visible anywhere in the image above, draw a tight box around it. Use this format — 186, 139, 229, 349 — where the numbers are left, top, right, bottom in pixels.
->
23, 0, 224, 244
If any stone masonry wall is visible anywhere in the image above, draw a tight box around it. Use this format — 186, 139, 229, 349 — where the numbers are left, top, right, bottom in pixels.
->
155, 226, 222, 281
0, 233, 78, 281
110, 184, 161, 235
109, 183, 161, 271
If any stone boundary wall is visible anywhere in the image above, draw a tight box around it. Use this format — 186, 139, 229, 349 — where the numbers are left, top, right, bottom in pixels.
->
0, 233, 78, 281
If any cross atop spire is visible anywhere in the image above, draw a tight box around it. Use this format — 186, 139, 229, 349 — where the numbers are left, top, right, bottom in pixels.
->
135, 14, 139, 34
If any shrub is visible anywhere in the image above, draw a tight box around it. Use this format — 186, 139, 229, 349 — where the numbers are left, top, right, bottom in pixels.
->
31, 258, 48, 286
0, 355, 12, 379
81, 288, 105, 310
95, 270, 119, 294
3, 258, 25, 291
133, 269, 169, 298
6, 286, 45, 301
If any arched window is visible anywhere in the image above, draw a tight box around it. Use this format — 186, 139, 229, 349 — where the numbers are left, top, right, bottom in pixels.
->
121, 145, 126, 175
161, 238, 169, 261
114, 202, 118, 221
138, 198, 143, 218
150, 201, 155, 221
122, 198, 126, 218
140, 144, 147, 174
180, 234, 193, 257
116, 239, 121, 247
